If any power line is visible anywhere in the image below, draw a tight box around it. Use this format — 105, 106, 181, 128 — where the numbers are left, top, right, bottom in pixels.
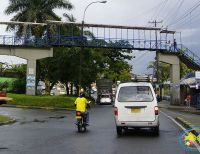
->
151, 0, 168, 21
134, 51, 149, 63
132, 0, 169, 21
164, 0, 185, 26
155, 0, 170, 21
168, 0, 200, 27
172, 9, 200, 28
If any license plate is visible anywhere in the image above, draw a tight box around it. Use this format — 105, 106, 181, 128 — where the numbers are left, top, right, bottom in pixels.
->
131, 108, 141, 113
76, 116, 81, 119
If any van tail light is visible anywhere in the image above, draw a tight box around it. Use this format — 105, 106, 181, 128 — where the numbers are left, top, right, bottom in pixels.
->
76, 111, 81, 116
114, 107, 118, 116
154, 106, 159, 115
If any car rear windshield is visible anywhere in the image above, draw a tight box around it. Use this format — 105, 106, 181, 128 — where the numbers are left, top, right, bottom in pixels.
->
118, 86, 154, 102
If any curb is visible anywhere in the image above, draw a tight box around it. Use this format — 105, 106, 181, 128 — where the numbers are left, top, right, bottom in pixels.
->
0, 119, 16, 126
1, 104, 75, 111
175, 117, 200, 136
159, 105, 200, 115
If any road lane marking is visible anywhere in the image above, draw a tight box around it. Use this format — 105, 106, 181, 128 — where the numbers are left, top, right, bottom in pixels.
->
160, 111, 186, 130
161, 111, 200, 153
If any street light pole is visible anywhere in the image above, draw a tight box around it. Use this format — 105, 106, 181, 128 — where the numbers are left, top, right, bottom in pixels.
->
79, 0, 107, 94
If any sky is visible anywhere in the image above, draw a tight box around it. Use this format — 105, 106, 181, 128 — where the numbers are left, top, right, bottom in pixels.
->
0, 0, 200, 74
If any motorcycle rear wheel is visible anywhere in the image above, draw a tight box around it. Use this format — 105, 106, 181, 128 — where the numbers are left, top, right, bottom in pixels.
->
77, 125, 86, 132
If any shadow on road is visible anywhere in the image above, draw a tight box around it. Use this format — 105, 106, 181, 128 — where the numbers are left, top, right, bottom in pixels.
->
117, 128, 160, 138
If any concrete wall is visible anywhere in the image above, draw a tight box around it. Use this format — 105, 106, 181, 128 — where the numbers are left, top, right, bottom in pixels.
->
157, 53, 180, 105
0, 46, 53, 95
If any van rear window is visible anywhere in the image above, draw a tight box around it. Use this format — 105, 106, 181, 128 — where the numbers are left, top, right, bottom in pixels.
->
118, 86, 154, 102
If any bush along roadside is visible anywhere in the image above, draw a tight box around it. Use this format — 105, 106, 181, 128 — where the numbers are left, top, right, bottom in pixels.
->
3, 93, 94, 110
0, 115, 16, 126
6, 93, 77, 110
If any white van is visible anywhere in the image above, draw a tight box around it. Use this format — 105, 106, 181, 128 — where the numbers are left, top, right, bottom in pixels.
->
114, 82, 159, 136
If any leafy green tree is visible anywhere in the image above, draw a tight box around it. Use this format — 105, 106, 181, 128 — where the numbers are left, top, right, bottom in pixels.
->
5, 0, 74, 94
0, 81, 9, 91
0, 62, 10, 76
148, 60, 195, 82
36, 57, 58, 95
11, 64, 26, 94
94, 47, 133, 82
147, 61, 170, 83
180, 62, 194, 78
5, 0, 73, 36
36, 13, 80, 95
5, 1, 133, 95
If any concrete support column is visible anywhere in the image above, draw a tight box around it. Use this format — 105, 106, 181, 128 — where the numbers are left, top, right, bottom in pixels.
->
157, 52, 180, 105
26, 59, 36, 95
0, 47, 53, 95
170, 63, 180, 105
170, 63, 180, 84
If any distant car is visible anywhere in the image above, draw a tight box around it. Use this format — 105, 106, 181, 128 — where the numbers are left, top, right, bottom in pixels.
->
114, 82, 159, 136
100, 94, 112, 104
50, 86, 66, 96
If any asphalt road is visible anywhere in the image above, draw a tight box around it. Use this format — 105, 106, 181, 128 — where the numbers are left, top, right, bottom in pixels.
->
0, 105, 195, 154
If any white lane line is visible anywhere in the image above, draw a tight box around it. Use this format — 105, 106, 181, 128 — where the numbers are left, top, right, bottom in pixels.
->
160, 111, 186, 131
161, 111, 200, 153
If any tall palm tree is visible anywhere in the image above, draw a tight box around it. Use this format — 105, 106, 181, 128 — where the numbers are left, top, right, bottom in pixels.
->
5, 0, 73, 36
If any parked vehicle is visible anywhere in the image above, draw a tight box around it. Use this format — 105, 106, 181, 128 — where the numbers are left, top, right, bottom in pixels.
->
114, 81, 159, 136
96, 78, 113, 104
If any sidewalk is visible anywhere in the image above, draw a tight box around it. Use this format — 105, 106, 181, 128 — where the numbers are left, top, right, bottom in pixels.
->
159, 100, 200, 135
159, 100, 200, 115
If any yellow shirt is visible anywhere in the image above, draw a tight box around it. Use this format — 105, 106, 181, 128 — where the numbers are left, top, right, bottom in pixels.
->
74, 97, 88, 112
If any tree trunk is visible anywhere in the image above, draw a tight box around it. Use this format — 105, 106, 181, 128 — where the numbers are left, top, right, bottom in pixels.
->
66, 82, 69, 95
76, 84, 79, 96
70, 82, 73, 95
44, 78, 51, 95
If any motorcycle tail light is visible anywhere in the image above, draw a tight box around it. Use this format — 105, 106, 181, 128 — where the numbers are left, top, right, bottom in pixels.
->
76, 111, 81, 116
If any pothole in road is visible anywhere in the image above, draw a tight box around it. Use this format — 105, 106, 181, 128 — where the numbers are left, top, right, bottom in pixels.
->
0, 147, 9, 150
33, 119, 47, 123
49, 116, 66, 119
20, 119, 47, 125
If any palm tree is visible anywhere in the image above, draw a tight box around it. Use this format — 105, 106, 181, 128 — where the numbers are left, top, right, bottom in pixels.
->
5, 0, 73, 36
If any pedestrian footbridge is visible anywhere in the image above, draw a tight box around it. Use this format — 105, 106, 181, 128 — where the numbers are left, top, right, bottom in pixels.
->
0, 21, 199, 97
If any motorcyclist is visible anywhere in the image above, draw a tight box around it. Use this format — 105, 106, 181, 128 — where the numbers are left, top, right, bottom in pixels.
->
74, 92, 90, 124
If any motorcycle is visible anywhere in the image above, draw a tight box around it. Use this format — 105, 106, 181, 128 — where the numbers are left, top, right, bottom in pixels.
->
75, 101, 91, 132
75, 111, 88, 132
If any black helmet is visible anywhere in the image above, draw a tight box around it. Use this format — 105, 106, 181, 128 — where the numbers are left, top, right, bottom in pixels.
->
80, 92, 85, 97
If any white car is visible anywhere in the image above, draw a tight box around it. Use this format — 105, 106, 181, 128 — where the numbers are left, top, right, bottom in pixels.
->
114, 82, 159, 136
100, 94, 112, 104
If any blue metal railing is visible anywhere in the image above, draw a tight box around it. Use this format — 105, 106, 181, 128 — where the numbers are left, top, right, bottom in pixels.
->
0, 35, 168, 50
165, 44, 200, 67
0, 34, 199, 68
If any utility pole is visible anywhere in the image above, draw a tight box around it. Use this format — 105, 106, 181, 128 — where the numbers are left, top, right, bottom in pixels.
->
149, 20, 163, 100
148, 20, 163, 49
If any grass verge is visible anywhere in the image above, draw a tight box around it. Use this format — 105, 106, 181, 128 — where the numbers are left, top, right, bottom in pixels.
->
7, 93, 77, 109
0, 115, 12, 123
